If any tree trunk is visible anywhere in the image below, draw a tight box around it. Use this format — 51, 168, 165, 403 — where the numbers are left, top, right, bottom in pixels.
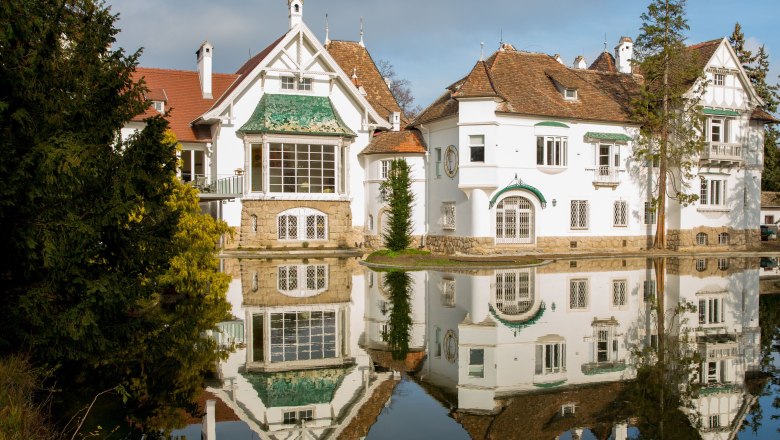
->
653, 0, 671, 250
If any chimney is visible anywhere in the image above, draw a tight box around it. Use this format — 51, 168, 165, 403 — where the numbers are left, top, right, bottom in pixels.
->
573, 55, 586, 69
288, 0, 303, 28
615, 36, 633, 74
390, 112, 401, 132
197, 41, 213, 99
554, 54, 565, 65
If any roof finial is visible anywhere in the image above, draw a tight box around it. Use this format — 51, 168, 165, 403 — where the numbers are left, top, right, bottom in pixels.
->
603, 33, 607, 52
500, 29, 503, 45
480, 42, 484, 61
324, 13, 330, 45
359, 16, 365, 47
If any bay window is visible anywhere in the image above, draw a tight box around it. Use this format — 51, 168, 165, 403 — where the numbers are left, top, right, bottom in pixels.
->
536, 135, 568, 166
250, 141, 345, 195
535, 340, 566, 375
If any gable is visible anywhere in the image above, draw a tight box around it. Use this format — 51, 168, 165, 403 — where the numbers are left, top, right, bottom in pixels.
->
199, 23, 389, 130
692, 38, 762, 110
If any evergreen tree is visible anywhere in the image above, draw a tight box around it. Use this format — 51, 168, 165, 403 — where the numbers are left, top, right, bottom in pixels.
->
379, 158, 414, 251
0, 0, 231, 433
729, 24, 780, 191
383, 271, 412, 361
633, 0, 705, 249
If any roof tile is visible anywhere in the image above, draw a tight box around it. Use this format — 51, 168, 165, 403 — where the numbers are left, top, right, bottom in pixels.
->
360, 130, 426, 155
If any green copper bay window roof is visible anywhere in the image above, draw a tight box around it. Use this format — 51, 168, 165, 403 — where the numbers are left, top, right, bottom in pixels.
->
238, 94, 356, 137
703, 108, 741, 117
584, 132, 632, 142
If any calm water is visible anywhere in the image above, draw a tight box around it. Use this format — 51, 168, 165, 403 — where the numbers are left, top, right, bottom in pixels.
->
173, 256, 780, 439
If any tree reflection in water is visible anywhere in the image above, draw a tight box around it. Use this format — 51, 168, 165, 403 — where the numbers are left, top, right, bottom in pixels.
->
383, 271, 412, 361
622, 258, 702, 439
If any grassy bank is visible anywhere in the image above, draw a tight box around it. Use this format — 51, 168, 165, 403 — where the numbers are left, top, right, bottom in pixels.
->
364, 249, 543, 269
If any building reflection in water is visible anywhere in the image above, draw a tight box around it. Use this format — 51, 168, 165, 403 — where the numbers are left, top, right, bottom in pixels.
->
210, 257, 763, 439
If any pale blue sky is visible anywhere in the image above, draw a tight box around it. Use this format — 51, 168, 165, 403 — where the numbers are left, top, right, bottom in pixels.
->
107, 0, 780, 110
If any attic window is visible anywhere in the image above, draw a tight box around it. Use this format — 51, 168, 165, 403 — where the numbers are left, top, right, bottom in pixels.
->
281, 76, 312, 91
714, 73, 725, 86
152, 101, 164, 113
564, 88, 577, 100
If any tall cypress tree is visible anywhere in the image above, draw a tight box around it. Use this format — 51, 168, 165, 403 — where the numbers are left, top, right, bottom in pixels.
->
633, 0, 705, 249
379, 158, 415, 251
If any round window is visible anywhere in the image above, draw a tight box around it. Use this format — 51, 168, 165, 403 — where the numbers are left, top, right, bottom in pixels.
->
444, 145, 458, 177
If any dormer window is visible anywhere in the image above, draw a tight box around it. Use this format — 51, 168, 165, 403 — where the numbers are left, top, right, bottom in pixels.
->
564, 88, 577, 100
152, 100, 164, 113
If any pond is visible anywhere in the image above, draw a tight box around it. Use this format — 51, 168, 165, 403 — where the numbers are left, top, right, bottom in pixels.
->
173, 256, 780, 439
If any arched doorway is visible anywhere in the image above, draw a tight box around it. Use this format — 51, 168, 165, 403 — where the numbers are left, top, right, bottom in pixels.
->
496, 196, 534, 244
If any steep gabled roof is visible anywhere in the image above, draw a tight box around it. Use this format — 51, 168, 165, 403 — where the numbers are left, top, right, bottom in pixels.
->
413, 49, 640, 126
688, 39, 722, 71
326, 40, 404, 123
132, 68, 237, 142
752, 107, 780, 123
360, 129, 426, 155
589, 51, 617, 72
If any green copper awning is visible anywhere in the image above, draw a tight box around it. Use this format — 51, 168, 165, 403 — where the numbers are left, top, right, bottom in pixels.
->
243, 366, 351, 407
535, 121, 569, 128
238, 94, 356, 137
488, 302, 546, 331
584, 132, 632, 142
703, 108, 740, 117
489, 183, 547, 209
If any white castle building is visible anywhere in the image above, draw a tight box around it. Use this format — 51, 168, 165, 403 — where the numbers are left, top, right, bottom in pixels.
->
127, 0, 776, 253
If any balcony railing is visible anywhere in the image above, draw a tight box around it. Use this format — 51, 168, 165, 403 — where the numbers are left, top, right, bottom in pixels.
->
184, 174, 244, 199
700, 340, 739, 361
701, 142, 743, 163
593, 166, 620, 187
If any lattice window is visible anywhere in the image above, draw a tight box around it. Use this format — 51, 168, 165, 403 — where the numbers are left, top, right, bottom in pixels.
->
570, 200, 589, 229
441, 202, 456, 230
644, 201, 657, 225
717, 258, 729, 270
270, 311, 336, 362
612, 279, 627, 307
495, 270, 533, 315
613, 201, 628, 227
696, 258, 707, 272
643, 279, 656, 300
569, 279, 588, 309
278, 265, 328, 296
696, 232, 709, 245
268, 143, 336, 193
496, 196, 534, 244
278, 208, 327, 241
718, 232, 730, 245
278, 266, 298, 291
441, 278, 456, 307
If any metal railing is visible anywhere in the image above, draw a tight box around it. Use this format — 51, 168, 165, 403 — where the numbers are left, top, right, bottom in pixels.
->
184, 174, 244, 197
593, 166, 620, 185
701, 142, 742, 162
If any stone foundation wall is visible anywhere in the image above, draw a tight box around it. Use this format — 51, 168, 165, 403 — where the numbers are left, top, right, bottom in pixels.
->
239, 200, 355, 249
667, 227, 758, 250
537, 236, 649, 252
363, 233, 423, 251
425, 235, 496, 255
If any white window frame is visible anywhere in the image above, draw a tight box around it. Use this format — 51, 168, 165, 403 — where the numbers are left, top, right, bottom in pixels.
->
714, 73, 725, 86
569, 278, 589, 310
708, 117, 730, 143
469, 135, 485, 163
266, 142, 339, 194
281, 76, 312, 91
283, 408, 314, 425
270, 310, 337, 362
698, 295, 725, 326
564, 88, 577, 100
494, 269, 534, 316
613, 200, 628, 227
700, 178, 726, 206
535, 341, 566, 375
696, 258, 707, 272
718, 232, 730, 245
536, 135, 568, 167
696, 232, 709, 246
434, 147, 442, 178
180, 148, 206, 183
380, 159, 392, 179
281, 76, 296, 90
570, 200, 589, 230
441, 202, 456, 230
468, 348, 485, 378
593, 325, 619, 363
277, 208, 328, 241
277, 264, 328, 297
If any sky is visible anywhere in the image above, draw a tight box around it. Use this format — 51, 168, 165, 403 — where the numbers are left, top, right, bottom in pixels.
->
106, 0, 780, 109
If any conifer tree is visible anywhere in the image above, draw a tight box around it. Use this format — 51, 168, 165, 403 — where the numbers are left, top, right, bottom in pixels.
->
729, 24, 780, 191
379, 159, 415, 251
633, 0, 705, 249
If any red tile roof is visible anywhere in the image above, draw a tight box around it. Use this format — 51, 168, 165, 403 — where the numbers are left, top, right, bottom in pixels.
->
414, 49, 640, 126
326, 40, 404, 123
452, 60, 502, 99
132, 67, 237, 142
360, 129, 426, 155
752, 107, 779, 123
688, 39, 722, 71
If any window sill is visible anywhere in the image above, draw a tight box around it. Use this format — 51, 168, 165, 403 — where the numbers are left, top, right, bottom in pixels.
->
537, 166, 567, 175
697, 206, 729, 213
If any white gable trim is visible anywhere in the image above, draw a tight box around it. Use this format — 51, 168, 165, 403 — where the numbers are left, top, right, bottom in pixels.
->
695, 38, 764, 108
197, 23, 390, 130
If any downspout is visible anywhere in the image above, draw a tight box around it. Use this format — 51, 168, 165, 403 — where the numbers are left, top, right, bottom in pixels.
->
419, 124, 431, 247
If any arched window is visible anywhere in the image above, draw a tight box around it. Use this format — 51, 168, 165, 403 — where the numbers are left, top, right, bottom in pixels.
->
251, 214, 258, 234
696, 232, 708, 246
367, 214, 374, 232
278, 265, 328, 297
496, 196, 534, 244
277, 208, 327, 240
718, 232, 729, 245
495, 270, 534, 315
